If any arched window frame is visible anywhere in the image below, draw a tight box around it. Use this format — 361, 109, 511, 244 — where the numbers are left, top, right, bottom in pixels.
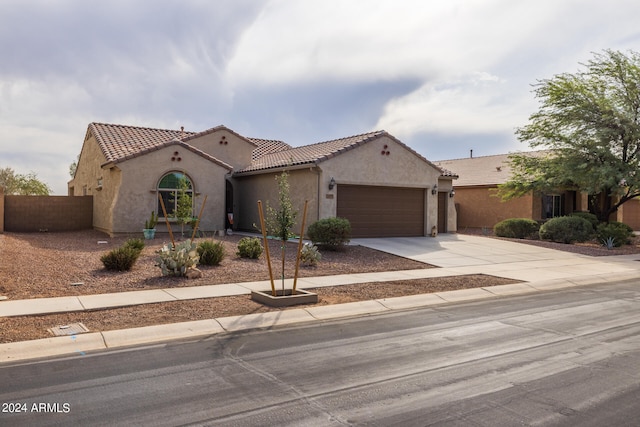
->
156, 171, 194, 220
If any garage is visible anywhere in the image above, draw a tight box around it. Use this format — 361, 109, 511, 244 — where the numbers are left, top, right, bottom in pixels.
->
336, 185, 425, 238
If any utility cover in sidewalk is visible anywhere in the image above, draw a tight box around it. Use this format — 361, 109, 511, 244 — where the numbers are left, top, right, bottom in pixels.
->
49, 323, 90, 336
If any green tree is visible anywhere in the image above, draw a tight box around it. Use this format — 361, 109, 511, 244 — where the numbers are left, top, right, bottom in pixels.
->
0, 167, 51, 195
69, 154, 79, 177
499, 49, 640, 221
173, 174, 193, 238
265, 171, 298, 291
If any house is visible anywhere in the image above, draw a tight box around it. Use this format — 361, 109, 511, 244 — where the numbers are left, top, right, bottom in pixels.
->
69, 123, 457, 238
434, 152, 588, 230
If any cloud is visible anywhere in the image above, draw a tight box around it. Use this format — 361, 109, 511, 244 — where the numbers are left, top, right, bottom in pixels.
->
374, 71, 535, 138
225, 0, 573, 86
3, 0, 640, 194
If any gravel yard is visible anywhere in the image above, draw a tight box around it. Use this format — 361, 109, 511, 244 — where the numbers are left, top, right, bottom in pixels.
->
2, 229, 637, 343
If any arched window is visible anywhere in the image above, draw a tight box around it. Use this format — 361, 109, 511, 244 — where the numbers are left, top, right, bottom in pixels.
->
157, 172, 193, 218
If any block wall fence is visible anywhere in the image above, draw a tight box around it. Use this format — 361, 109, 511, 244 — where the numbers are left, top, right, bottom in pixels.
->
0, 189, 93, 233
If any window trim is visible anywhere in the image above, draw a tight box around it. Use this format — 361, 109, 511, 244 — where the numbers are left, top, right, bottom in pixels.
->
156, 172, 194, 219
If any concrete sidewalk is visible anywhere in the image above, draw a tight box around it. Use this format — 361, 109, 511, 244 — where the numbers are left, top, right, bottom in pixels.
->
2, 234, 640, 363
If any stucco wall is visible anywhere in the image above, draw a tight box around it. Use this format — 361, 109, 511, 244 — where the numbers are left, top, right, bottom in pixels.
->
68, 134, 116, 234
454, 186, 534, 230
235, 136, 449, 236
319, 135, 444, 234
617, 197, 640, 230
234, 168, 319, 234
112, 146, 230, 234
186, 129, 254, 169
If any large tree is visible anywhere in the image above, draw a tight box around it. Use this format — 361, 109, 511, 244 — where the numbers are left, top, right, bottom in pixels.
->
0, 167, 51, 195
499, 49, 640, 221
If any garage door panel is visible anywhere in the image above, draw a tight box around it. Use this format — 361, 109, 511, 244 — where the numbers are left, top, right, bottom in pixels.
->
337, 185, 424, 238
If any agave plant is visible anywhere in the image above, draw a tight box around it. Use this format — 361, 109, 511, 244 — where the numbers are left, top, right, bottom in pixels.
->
601, 236, 616, 250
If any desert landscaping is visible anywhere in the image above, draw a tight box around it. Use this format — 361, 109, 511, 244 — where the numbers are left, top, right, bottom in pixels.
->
1, 230, 639, 343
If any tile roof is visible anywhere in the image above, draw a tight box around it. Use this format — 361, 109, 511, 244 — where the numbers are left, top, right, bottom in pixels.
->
434, 151, 548, 186
236, 130, 453, 176
87, 122, 452, 178
89, 123, 232, 170
247, 138, 292, 160
236, 130, 386, 173
89, 123, 192, 162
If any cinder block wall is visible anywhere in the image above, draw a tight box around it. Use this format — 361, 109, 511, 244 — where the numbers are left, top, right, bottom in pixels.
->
4, 196, 93, 232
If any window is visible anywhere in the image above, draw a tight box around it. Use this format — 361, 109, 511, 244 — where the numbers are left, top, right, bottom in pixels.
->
157, 172, 193, 218
542, 194, 564, 218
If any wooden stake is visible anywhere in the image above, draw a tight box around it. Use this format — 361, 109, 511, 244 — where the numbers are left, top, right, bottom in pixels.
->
292, 200, 309, 294
190, 195, 208, 242
158, 193, 176, 248
257, 200, 276, 296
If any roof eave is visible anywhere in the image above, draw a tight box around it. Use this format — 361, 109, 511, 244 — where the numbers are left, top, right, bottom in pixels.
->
233, 162, 319, 177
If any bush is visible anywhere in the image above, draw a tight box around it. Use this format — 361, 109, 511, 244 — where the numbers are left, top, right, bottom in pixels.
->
596, 221, 633, 247
197, 240, 225, 265
156, 240, 199, 276
569, 212, 599, 230
236, 237, 263, 259
299, 242, 321, 266
493, 218, 539, 239
124, 238, 145, 252
307, 217, 351, 250
101, 246, 142, 271
539, 216, 594, 243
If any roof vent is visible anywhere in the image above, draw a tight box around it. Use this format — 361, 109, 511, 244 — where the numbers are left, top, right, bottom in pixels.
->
496, 166, 502, 171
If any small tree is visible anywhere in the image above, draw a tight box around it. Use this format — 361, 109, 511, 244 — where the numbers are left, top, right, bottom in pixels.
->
265, 171, 298, 291
173, 174, 193, 238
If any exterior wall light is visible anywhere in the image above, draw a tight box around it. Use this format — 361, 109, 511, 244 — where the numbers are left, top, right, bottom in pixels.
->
449, 189, 455, 198
431, 184, 438, 195
329, 177, 336, 190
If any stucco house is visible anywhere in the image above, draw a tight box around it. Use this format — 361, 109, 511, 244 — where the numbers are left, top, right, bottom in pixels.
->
435, 152, 587, 231
69, 123, 457, 238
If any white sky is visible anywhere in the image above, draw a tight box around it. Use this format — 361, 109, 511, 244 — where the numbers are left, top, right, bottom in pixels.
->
2, 0, 640, 194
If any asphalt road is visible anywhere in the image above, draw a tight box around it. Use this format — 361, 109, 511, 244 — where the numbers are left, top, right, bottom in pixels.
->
1, 280, 640, 426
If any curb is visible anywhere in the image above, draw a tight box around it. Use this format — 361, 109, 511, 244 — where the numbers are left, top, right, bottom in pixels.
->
4, 275, 630, 365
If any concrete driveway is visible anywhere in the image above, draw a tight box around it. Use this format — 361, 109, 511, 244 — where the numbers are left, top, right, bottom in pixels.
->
351, 234, 640, 285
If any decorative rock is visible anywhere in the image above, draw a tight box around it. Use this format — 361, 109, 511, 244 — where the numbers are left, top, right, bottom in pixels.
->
186, 268, 203, 279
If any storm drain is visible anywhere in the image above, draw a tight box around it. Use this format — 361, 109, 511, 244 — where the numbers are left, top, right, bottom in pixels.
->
49, 323, 90, 336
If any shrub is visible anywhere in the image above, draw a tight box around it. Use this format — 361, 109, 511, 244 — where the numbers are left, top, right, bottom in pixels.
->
596, 221, 633, 247
493, 218, 539, 239
197, 240, 225, 265
307, 217, 351, 250
124, 238, 145, 252
101, 246, 142, 271
299, 242, 321, 267
236, 237, 263, 259
156, 240, 199, 276
569, 212, 599, 230
539, 216, 594, 243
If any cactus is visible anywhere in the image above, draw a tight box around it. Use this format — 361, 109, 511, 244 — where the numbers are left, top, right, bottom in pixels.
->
300, 242, 321, 266
145, 211, 158, 229
156, 241, 199, 276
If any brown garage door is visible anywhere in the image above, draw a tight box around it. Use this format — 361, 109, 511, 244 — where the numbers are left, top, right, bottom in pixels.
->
337, 185, 424, 237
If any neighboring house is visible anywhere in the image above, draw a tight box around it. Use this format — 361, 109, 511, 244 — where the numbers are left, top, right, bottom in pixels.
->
69, 123, 457, 238
434, 152, 588, 230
